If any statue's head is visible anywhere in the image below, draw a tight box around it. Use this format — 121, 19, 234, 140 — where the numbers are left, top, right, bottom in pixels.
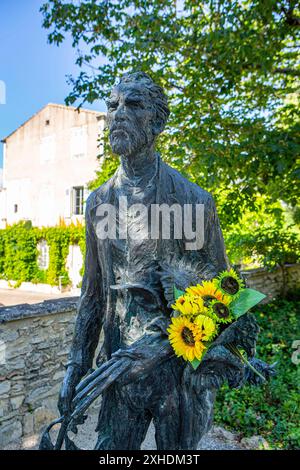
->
106, 71, 170, 157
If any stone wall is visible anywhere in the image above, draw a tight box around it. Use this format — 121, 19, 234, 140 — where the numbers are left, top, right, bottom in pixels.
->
0, 298, 78, 447
241, 263, 300, 303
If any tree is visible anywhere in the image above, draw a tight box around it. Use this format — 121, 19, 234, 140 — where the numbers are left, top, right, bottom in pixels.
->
41, 0, 300, 266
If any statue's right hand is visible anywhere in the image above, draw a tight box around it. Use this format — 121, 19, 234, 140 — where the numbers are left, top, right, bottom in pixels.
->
58, 366, 82, 417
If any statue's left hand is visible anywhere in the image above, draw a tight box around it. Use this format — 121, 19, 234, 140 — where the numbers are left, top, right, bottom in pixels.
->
69, 333, 174, 421
112, 334, 173, 386
212, 313, 260, 358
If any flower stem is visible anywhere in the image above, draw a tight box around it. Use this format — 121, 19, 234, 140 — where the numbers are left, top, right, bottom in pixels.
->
226, 343, 266, 383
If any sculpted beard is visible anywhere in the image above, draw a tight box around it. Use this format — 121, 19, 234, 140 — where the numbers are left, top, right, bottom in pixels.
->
109, 121, 153, 157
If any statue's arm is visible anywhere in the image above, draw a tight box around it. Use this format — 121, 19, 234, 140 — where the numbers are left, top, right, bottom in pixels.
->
68, 201, 103, 375
158, 195, 230, 305
58, 198, 103, 415
203, 195, 230, 274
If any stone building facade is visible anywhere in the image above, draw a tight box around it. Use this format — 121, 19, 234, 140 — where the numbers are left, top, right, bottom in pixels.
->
0, 103, 106, 228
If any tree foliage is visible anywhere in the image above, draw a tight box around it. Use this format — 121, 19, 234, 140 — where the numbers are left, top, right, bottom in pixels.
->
41, 0, 300, 266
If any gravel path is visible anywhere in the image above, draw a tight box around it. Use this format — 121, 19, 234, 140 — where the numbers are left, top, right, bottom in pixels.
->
3, 411, 251, 450
0, 288, 73, 307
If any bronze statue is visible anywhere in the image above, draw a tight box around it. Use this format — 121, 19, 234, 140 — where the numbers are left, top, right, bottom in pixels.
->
41, 72, 274, 451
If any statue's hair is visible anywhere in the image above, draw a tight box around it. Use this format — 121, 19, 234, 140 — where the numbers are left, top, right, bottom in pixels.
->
117, 71, 170, 129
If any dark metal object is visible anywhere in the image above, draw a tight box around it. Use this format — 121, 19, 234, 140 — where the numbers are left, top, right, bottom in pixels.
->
39, 72, 274, 450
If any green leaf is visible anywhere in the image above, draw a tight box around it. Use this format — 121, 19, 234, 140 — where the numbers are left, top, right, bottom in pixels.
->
174, 285, 185, 300
189, 341, 213, 370
231, 288, 266, 318
190, 358, 201, 370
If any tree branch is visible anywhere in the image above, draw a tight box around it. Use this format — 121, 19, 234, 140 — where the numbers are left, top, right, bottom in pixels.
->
272, 67, 300, 76
281, 2, 300, 26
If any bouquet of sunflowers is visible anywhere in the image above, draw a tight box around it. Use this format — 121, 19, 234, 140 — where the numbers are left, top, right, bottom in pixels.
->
168, 269, 266, 379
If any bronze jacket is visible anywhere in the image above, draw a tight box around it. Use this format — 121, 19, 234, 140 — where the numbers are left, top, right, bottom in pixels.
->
68, 155, 229, 375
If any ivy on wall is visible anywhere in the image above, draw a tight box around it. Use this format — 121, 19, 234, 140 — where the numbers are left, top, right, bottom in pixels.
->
0, 221, 85, 287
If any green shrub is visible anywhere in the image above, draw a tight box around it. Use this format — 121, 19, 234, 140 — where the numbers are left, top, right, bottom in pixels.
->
1, 221, 41, 287
215, 299, 300, 449
0, 222, 85, 287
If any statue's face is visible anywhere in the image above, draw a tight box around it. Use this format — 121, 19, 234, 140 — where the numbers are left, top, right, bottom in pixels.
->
106, 82, 155, 157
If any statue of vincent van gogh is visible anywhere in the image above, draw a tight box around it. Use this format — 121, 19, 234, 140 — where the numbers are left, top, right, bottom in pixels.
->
40, 72, 274, 451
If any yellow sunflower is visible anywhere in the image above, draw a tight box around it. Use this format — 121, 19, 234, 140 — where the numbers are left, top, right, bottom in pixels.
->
167, 316, 206, 361
171, 294, 204, 316
186, 280, 230, 309
186, 283, 205, 297
215, 269, 245, 299
207, 298, 233, 324
194, 314, 217, 341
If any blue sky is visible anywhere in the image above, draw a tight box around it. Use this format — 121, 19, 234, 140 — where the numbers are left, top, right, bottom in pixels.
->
0, 0, 105, 168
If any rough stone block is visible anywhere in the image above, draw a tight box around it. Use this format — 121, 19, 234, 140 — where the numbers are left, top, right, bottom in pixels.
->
0, 380, 10, 396
0, 420, 22, 447
11, 394, 25, 410
0, 398, 10, 418
33, 406, 57, 433
23, 413, 34, 436
241, 435, 269, 449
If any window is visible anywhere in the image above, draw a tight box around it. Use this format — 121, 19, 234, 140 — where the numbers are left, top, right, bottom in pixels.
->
72, 186, 84, 215
70, 126, 87, 159
38, 184, 55, 226
37, 240, 49, 270
14, 204, 18, 213
40, 135, 55, 162
45, 120, 50, 126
